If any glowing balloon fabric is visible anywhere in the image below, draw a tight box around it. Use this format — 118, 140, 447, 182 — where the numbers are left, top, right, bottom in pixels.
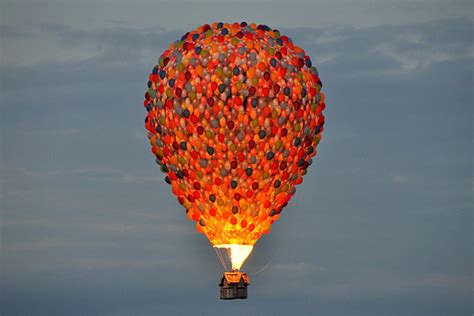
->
143, 22, 325, 249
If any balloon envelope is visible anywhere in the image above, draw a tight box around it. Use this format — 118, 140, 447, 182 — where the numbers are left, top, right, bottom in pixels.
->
143, 22, 325, 268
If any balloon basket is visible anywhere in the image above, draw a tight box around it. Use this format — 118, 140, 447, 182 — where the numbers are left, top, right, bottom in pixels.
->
218, 271, 250, 300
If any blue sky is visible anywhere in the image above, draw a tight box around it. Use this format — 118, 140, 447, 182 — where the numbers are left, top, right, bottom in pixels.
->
1, 1, 472, 315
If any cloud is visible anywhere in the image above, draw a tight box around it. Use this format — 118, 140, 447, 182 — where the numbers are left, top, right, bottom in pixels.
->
1, 239, 118, 252
68, 258, 175, 270
373, 29, 473, 72
0, 22, 178, 67
421, 274, 472, 290
0, 165, 160, 184
289, 18, 473, 78
1, 17, 472, 75
271, 262, 326, 274
322, 271, 474, 298
391, 174, 409, 184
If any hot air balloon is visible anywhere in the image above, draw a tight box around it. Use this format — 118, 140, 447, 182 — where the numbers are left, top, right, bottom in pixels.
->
142, 21, 325, 299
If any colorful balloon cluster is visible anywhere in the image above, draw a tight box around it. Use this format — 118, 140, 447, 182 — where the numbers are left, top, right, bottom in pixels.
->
143, 22, 325, 246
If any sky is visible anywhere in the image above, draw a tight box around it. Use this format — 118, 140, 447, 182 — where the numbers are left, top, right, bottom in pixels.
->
0, 1, 472, 315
